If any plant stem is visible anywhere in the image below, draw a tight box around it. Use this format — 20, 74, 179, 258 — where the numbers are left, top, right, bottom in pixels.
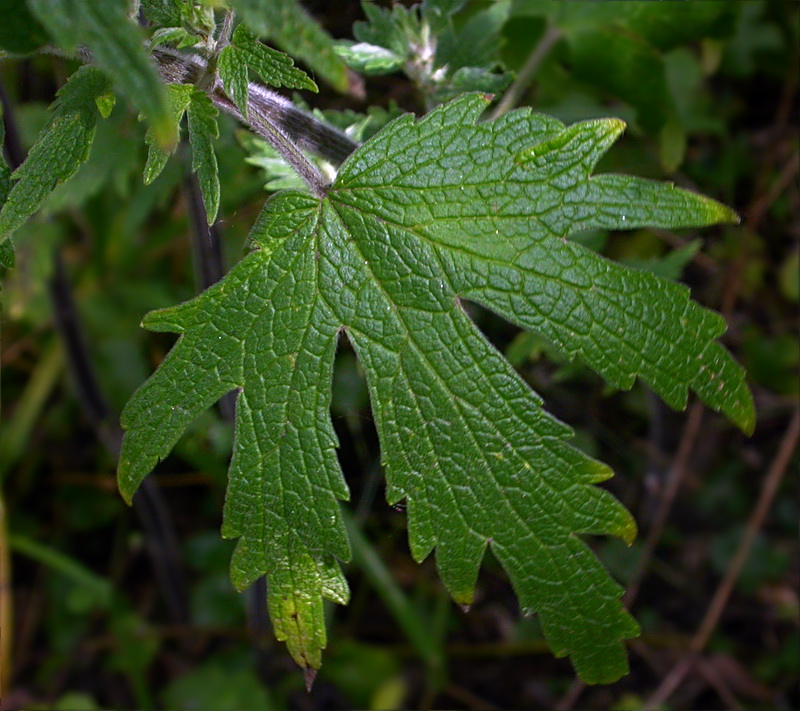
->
489, 25, 562, 120
152, 47, 360, 167
212, 91, 330, 197
217, 8, 235, 49
644, 408, 800, 710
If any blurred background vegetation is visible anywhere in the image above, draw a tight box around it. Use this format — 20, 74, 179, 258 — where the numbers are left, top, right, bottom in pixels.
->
1, 1, 797, 709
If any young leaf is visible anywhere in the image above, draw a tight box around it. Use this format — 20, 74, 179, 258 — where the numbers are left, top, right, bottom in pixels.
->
143, 84, 193, 185
0, 67, 109, 250
143, 85, 220, 224
150, 27, 201, 50
119, 94, 752, 683
27, 0, 176, 148
140, 0, 186, 27
218, 24, 318, 118
186, 91, 221, 225
230, 0, 354, 95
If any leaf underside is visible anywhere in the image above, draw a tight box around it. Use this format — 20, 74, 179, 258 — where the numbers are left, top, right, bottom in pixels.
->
119, 94, 752, 683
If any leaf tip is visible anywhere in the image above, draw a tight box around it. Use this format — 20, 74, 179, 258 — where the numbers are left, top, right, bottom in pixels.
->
604, 117, 627, 139
734, 392, 757, 436
619, 515, 638, 547
303, 667, 317, 692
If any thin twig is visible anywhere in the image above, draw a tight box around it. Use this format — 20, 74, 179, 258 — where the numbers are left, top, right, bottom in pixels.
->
216, 8, 235, 49
644, 408, 800, 710
625, 401, 705, 606
489, 25, 562, 120
213, 91, 329, 197
48, 250, 191, 627
152, 47, 360, 167
721, 144, 800, 317
554, 678, 585, 711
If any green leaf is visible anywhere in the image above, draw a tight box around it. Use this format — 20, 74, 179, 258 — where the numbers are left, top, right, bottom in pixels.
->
509, 0, 740, 169
140, 0, 186, 27
119, 94, 752, 683
143, 84, 193, 185
0, 67, 109, 247
422, 0, 467, 32
218, 24, 317, 118
27, 0, 175, 148
149, 27, 200, 50
186, 91, 220, 225
334, 41, 405, 76
0, 0, 48, 53
231, 0, 353, 94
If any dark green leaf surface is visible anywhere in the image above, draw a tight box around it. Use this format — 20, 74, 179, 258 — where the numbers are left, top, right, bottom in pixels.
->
231, 0, 352, 94
186, 91, 220, 225
27, 0, 175, 148
219, 25, 318, 118
119, 94, 752, 683
0, 67, 109, 247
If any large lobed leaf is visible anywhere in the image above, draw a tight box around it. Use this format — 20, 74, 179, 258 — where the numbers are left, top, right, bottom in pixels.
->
119, 94, 752, 683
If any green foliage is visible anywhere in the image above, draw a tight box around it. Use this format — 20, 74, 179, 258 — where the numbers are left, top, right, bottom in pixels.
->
0, 67, 109, 266
510, 0, 740, 169
0, 0, 48, 54
186, 90, 221, 224
118, 93, 751, 682
144, 84, 220, 223
162, 660, 275, 711
339, 0, 511, 103
231, 0, 353, 94
26, 0, 175, 148
218, 24, 318, 118
1, 0, 771, 698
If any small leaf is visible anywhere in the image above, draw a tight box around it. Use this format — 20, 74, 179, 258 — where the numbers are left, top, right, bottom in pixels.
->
0, 67, 109, 245
120, 95, 752, 682
143, 84, 193, 185
150, 27, 200, 50
94, 91, 116, 120
27, 0, 175, 148
422, 0, 467, 32
218, 24, 317, 118
186, 91, 220, 225
140, 0, 185, 27
334, 41, 405, 76
231, 0, 353, 94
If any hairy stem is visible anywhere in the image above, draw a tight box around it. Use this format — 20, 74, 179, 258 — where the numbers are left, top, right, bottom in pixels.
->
212, 91, 330, 197
152, 47, 360, 168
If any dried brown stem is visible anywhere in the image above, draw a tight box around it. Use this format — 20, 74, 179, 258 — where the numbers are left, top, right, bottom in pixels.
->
644, 408, 800, 710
